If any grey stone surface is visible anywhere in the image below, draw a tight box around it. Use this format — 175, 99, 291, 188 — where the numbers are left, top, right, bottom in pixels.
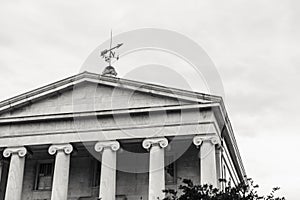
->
0, 82, 190, 119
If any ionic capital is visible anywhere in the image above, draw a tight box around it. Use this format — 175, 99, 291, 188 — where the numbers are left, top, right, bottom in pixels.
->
94, 140, 120, 152
210, 136, 221, 145
193, 135, 221, 147
142, 137, 168, 149
48, 143, 73, 155
3, 147, 27, 158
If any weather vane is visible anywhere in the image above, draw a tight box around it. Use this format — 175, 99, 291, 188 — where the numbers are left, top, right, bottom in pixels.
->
100, 30, 123, 77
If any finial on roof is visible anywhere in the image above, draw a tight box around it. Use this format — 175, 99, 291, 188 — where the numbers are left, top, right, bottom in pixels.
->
100, 30, 123, 77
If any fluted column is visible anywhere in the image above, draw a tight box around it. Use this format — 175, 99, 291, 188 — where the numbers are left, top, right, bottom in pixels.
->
3, 147, 27, 200
193, 135, 221, 187
143, 137, 168, 200
48, 144, 73, 200
95, 141, 120, 200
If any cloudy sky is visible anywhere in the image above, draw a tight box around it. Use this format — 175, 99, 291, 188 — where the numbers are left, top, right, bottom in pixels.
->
0, 0, 299, 199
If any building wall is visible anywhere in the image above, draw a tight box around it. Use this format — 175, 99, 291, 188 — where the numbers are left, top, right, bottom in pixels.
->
116, 143, 200, 200
222, 140, 240, 186
0, 107, 214, 139
0, 75, 246, 200
21, 156, 93, 200
176, 145, 200, 186
0, 82, 188, 119
22, 158, 52, 200
16, 142, 200, 200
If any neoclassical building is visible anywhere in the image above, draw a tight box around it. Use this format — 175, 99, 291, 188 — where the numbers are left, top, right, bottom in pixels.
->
0, 71, 246, 200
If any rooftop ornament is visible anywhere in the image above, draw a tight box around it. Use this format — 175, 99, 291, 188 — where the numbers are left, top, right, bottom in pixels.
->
100, 31, 123, 77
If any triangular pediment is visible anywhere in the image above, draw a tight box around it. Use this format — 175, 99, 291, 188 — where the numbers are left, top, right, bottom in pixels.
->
0, 72, 221, 119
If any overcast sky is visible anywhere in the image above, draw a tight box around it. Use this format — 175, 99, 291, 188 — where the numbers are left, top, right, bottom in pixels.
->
0, 0, 299, 199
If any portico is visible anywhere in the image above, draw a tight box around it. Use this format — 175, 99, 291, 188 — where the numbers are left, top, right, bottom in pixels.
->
0, 135, 222, 200
0, 71, 246, 200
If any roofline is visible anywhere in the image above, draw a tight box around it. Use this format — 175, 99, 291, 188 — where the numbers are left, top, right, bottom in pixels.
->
0, 71, 246, 180
213, 101, 247, 181
0, 71, 222, 110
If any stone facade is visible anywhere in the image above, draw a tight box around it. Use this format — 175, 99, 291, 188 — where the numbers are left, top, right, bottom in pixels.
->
0, 71, 246, 200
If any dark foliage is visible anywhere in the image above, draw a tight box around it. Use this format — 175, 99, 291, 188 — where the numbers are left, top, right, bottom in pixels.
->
163, 178, 285, 200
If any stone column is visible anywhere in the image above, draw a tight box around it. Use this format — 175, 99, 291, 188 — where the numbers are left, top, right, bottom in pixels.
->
3, 147, 27, 200
0, 159, 3, 200
48, 144, 73, 200
215, 145, 223, 189
143, 137, 168, 200
193, 135, 221, 188
0, 159, 3, 183
94, 141, 120, 200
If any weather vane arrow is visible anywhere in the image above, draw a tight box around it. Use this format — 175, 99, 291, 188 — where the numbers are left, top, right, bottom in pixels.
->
100, 31, 123, 77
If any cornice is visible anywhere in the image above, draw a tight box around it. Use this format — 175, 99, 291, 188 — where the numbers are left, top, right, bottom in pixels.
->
0, 103, 219, 124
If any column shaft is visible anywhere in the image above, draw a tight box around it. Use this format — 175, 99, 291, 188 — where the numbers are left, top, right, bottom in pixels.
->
142, 137, 168, 200
48, 144, 73, 200
51, 151, 70, 200
5, 154, 25, 200
0, 160, 3, 183
215, 147, 222, 189
149, 145, 165, 200
3, 147, 27, 200
193, 135, 221, 188
99, 148, 117, 200
94, 140, 120, 200
200, 141, 217, 187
